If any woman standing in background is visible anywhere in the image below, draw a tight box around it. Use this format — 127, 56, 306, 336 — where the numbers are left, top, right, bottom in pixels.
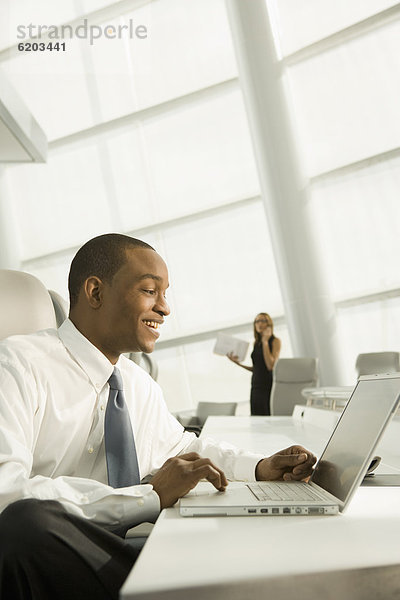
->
228, 313, 281, 415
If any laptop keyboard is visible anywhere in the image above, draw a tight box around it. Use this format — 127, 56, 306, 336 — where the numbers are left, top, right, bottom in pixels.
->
247, 482, 327, 502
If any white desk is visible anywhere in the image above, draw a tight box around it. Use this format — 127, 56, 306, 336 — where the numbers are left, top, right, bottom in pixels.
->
201, 410, 400, 475
121, 414, 400, 600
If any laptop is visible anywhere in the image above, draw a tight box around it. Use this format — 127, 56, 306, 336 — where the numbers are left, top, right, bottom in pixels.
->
180, 373, 400, 517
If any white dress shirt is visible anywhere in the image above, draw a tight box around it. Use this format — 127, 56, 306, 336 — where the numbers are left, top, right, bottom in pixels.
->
0, 319, 264, 530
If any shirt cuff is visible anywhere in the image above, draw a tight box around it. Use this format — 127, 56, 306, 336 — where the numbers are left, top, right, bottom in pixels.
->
123, 487, 160, 527
231, 453, 265, 482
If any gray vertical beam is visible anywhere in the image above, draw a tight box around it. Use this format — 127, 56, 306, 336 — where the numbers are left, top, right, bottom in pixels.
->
225, 0, 343, 384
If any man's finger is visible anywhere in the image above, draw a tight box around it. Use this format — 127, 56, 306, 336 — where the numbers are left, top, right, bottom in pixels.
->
191, 458, 228, 487
281, 445, 310, 456
283, 472, 311, 482
177, 455, 228, 487
192, 463, 227, 491
292, 455, 316, 475
176, 452, 201, 462
272, 452, 308, 467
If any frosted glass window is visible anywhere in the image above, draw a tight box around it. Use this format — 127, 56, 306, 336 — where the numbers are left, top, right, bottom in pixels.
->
287, 20, 400, 176
2, 43, 94, 140
23, 253, 75, 304
336, 296, 400, 385
183, 339, 252, 408
160, 200, 283, 336
184, 325, 293, 408
269, 324, 293, 360
155, 340, 253, 413
2, 0, 237, 134
88, 0, 237, 122
81, 0, 126, 13
311, 157, 400, 300
6, 144, 113, 259
142, 89, 260, 220
5, 0, 78, 26
156, 321, 292, 412
87, 17, 138, 123
270, 0, 399, 56
124, 0, 237, 109
154, 346, 194, 413
1, 0, 78, 51
106, 128, 155, 230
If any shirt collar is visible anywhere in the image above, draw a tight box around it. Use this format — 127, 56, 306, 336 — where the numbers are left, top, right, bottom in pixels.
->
58, 318, 116, 391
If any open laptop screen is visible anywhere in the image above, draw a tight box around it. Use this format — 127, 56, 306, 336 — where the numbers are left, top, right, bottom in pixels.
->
310, 376, 400, 505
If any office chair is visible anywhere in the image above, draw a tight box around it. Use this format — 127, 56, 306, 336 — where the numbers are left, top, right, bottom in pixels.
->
0, 270, 153, 542
0, 269, 57, 339
128, 352, 159, 381
48, 289, 69, 327
179, 401, 238, 436
355, 352, 400, 378
270, 358, 318, 416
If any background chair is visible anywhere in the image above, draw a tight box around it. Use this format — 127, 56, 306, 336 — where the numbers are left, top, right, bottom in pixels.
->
270, 358, 318, 416
0, 269, 57, 339
355, 352, 400, 378
176, 401, 238, 436
128, 352, 159, 381
48, 289, 69, 327
302, 352, 400, 411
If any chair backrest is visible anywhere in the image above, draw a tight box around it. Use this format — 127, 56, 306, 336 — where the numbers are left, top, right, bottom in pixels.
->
48, 289, 69, 327
128, 352, 159, 381
270, 357, 318, 416
196, 401, 237, 429
355, 352, 400, 377
0, 269, 57, 340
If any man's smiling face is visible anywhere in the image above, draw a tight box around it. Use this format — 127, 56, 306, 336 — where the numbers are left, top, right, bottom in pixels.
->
97, 247, 170, 359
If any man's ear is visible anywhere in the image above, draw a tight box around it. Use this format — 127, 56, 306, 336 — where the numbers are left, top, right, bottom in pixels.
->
83, 276, 104, 309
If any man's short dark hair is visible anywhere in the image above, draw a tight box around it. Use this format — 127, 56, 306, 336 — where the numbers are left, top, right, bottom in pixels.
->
68, 233, 154, 308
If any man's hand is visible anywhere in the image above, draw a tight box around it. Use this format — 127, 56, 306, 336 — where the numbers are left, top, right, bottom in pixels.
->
255, 446, 316, 482
150, 453, 228, 509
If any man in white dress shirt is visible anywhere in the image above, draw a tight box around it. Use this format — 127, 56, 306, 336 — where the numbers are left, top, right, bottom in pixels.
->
0, 234, 315, 600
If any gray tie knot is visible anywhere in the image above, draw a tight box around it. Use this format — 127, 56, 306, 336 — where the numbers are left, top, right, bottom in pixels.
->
108, 367, 123, 391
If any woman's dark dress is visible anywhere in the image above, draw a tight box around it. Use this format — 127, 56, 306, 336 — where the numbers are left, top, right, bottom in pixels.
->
250, 335, 275, 416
